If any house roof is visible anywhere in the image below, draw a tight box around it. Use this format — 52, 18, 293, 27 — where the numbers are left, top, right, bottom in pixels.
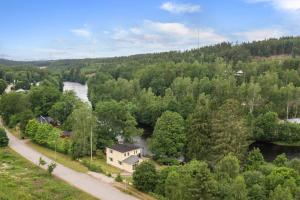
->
122, 155, 140, 165
109, 143, 140, 153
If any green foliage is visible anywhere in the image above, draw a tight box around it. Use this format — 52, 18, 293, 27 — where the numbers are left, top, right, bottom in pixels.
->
269, 185, 293, 200
211, 99, 250, 161
47, 162, 57, 175
68, 105, 96, 159
246, 148, 265, 170
150, 111, 186, 161
0, 78, 7, 94
115, 173, 123, 182
231, 176, 248, 200
215, 154, 240, 180
253, 112, 278, 141
133, 161, 158, 192
95, 100, 141, 148
185, 95, 213, 162
39, 157, 46, 166
0, 128, 9, 147
273, 153, 288, 167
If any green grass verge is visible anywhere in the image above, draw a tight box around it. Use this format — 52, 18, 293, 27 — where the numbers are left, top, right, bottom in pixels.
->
26, 141, 88, 173
272, 141, 300, 147
82, 156, 122, 175
0, 147, 97, 200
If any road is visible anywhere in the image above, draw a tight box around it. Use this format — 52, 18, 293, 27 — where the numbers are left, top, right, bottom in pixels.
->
5, 128, 138, 200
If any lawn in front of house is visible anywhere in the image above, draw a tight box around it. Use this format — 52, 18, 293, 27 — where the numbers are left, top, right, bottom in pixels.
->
0, 148, 97, 200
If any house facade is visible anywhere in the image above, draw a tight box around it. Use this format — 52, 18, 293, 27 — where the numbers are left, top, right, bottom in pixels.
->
106, 144, 143, 173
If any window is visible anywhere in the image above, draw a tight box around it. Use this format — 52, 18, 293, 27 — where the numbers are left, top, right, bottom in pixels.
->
110, 149, 113, 153
127, 152, 130, 156
132, 164, 138, 170
124, 153, 126, 156
118, 161, 122, 165
109, 157, 113, 162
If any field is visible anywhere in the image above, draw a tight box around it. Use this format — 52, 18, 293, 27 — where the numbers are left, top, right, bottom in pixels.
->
0, 148, 97, 200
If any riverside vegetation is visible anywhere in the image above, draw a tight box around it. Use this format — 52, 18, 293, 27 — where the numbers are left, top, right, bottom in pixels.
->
2, 37, 300, 199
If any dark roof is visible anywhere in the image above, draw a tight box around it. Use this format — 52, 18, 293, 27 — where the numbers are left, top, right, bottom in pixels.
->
122, 155, 140, 165
109, 143, 140, 153
61, 131, 73, 137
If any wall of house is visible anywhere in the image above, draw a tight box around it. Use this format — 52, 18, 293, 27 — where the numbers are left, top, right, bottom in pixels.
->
106, 147, 142, 172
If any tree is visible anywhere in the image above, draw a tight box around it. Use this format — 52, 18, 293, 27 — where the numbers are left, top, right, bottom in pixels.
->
95, 100, 141, 149
150, 111, 186, 161
0, 79, 7, 94
215, 154, 240, 180
211, 99, 249, 161
133, 161, 157, 192
0, 128, 8, 147
273, 154, 288, 167
269, 185, 293, 200
185, 95, 213, 162
0, 92, 30, 125
68, 105, 96, 159
253, 112, 278, 141
48, 91, 80, 124
165, 171, 184, 200
231, 176, 248, 200
246, 148, 265, 170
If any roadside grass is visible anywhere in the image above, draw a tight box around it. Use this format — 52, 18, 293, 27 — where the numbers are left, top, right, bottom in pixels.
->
26, 141, 88, 173
0, 147, 97, 200
114, 182, 157, 200
82, 156, 122, 175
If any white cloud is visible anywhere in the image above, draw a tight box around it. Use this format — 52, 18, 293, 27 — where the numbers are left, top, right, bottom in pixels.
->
111, 20, 227, 52
247, 0, 300, 11
160, 2, 201, 14
70, 28, 91, 38
234, 28, 286, 41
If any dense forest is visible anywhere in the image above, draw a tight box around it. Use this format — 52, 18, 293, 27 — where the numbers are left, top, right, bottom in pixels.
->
2, 36, 300, 199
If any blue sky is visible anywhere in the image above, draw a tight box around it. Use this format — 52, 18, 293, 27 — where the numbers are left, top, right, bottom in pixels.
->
0, 0, 300, 60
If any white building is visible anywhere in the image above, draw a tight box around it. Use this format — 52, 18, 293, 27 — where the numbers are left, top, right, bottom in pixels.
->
106, 144, 144, 173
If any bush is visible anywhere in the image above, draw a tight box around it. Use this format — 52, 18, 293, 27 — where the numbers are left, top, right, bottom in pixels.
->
0, 128, 9, 147
133, 161, 158, 192
47, 162, 57, 175
115, 173, 123, 182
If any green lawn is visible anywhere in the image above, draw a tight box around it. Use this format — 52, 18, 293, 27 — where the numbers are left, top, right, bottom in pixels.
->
0, 148, 97, 200
82, 156, 122, 175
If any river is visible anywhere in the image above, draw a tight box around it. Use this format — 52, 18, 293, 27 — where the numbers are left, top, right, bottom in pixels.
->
63, 81, 91, 106
63, 81, 300, 160
63, 81, 151, 155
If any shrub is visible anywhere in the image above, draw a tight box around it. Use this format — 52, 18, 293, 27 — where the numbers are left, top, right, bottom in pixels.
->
82, 159, 103, 173
47, 162, 57, 175
39, 157, 46, 166
115, 173, 123, 182
0, 128, 9, 147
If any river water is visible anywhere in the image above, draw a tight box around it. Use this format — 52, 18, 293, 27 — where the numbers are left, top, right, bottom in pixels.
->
63, 82, 91, 106
63, 81, 151, 155
63, 81, 300, 160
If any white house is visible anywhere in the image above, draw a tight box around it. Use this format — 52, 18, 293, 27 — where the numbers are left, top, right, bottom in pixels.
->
106, 144, 144, 173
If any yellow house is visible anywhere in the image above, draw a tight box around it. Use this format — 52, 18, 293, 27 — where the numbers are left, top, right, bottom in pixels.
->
106, 144, 143, 173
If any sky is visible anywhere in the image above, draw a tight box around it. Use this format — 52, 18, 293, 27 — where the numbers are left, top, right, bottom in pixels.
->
0, 0, 300, 61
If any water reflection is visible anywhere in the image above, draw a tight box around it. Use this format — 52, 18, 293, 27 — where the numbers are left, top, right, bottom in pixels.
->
249, 141, 300, 162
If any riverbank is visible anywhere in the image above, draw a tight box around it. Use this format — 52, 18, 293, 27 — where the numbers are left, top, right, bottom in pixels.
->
272, 141, 300, 147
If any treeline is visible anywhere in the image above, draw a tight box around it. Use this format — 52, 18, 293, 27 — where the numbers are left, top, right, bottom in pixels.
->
133, 150, 300, 200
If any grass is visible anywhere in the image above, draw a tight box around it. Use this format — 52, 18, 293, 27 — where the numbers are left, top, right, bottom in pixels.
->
0, 147, 97, 200
114, 182, 157, 200
82, 156, 122, 175
26, 141, 88, 173
272, 141, 300, 147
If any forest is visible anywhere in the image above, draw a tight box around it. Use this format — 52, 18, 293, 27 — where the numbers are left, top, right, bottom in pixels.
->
2, 36, 300, 199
